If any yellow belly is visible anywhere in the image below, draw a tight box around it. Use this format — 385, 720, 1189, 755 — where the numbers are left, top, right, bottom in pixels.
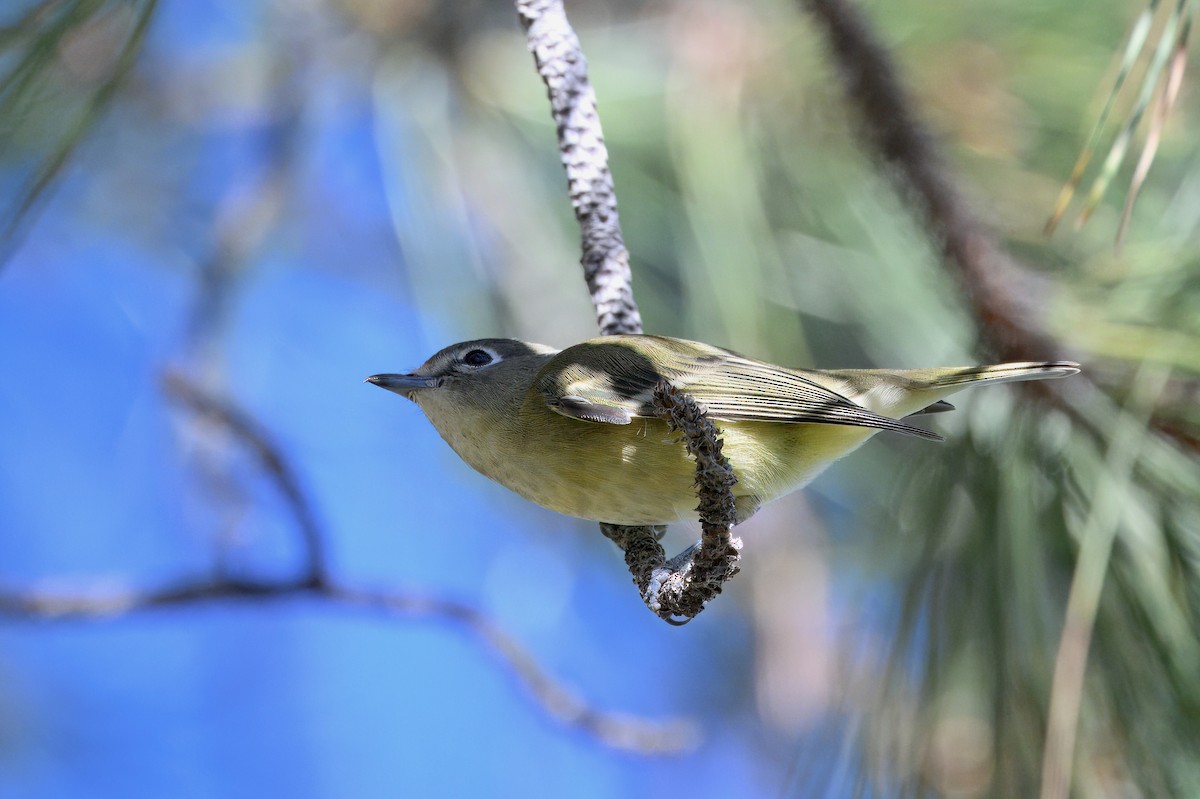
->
475, 413, 878, 526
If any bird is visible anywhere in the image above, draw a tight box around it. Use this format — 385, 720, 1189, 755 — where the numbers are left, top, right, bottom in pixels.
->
366, 335, 1079, 526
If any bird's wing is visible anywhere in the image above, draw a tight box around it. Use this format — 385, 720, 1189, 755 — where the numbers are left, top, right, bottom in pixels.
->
534, 336, 943, 440
545, 393, 634, 425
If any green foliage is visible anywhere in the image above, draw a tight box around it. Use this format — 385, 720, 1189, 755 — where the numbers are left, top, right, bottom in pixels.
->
0, 0, 157, 252
1047, 0, 1197, 244
4, 1, 1199, 795
864, 379, 1200, 796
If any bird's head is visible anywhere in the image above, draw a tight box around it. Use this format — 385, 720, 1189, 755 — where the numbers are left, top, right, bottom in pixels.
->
366, 338, 557, 426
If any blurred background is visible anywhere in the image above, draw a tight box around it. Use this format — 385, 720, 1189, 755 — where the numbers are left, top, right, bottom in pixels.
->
1, 0, 1198, 796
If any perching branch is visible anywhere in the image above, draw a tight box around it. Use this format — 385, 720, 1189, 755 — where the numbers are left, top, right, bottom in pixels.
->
517, 0, 743, 622
599, 383, 743, 625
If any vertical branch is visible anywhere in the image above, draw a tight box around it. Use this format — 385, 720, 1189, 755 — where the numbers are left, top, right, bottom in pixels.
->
516, 0, 642, 336
517, 0, 741, 623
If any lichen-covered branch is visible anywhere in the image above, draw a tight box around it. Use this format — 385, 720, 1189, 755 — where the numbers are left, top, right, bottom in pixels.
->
516, 0, 642, 336
517, 0, 743, 623
600, 383, 743, 625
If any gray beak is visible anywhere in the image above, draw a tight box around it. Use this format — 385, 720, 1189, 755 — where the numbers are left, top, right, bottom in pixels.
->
365, 373, 438, 397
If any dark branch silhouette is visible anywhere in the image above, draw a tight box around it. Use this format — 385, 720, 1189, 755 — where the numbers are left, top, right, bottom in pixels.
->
517, 0, 742, 623
800, 2, 1198, 796
801, 0, 1197, 454
802, 0, 1060, 367
0, 575, 696, 753
161, 371, 329, 588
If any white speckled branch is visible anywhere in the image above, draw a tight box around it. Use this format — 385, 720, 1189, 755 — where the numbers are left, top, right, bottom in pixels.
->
516, 0, 643, 337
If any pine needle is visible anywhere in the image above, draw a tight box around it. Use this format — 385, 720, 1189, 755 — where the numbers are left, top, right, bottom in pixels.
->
1045, 0, 1163, 235
1117, 11, 1192, 249
1047, 0, 1196, 244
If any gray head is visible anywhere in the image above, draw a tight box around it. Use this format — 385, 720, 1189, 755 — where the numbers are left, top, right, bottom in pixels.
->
366, 338, 557, 402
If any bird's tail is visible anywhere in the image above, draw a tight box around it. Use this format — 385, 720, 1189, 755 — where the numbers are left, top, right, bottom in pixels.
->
824, 360, 1080, 421
919, 361, 1081, 388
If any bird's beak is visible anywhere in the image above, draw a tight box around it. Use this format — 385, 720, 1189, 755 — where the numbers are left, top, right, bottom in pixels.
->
365, 373, 438, 397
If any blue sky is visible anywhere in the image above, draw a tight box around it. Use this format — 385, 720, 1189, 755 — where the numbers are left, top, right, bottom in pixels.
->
0, 3, 870, 796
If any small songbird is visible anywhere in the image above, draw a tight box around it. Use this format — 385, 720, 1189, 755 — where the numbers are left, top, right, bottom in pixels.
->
367, 335, 1078, 526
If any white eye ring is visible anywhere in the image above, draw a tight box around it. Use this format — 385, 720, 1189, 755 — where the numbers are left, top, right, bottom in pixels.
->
462, 348, 495, 368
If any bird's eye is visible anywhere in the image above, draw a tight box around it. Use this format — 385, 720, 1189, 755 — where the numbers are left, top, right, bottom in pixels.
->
462, 349, 493, 367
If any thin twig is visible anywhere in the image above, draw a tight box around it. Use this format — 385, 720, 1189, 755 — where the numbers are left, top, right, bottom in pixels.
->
0, 577, 699, 755
162, 370, 330, 588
